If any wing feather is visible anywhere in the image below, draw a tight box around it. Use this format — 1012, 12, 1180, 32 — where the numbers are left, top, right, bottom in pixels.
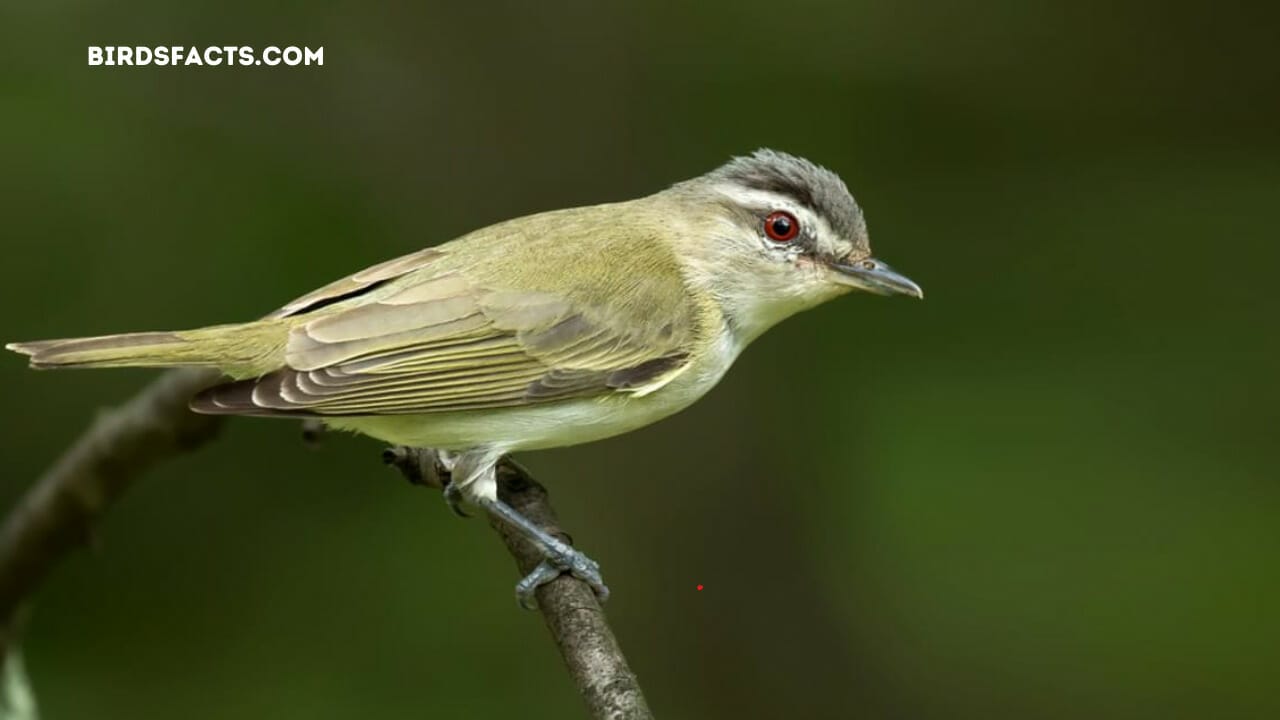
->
192, 244, 706, 416
269, 248, 448, 319
192, 203, 718, 418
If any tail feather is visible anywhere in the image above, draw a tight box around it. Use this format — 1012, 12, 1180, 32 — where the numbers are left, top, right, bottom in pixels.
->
7, 322, 285, 378
8, 332, 198, 369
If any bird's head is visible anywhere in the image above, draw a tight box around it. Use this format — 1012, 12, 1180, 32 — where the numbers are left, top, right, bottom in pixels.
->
662, 149, 921, 342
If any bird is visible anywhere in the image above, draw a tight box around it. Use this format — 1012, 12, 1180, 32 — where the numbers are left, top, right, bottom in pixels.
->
7, 149, 922, 606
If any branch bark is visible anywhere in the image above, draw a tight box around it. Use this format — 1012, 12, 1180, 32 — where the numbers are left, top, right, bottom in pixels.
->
385, 448, 654, 720
0, 370, 653, 719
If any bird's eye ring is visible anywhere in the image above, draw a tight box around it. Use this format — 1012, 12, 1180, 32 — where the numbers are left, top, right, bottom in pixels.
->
763, 211, 799, 242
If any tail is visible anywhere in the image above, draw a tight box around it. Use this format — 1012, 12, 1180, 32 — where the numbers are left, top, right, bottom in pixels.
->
6, 322, 285, 378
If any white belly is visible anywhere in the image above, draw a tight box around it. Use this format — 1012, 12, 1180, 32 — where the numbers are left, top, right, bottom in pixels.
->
325, 331, 741, 452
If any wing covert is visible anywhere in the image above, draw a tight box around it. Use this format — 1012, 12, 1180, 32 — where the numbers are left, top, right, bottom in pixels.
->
194, 260, 701, 416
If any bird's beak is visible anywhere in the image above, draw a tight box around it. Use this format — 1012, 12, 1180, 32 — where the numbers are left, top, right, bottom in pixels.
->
828, 257, 924, 299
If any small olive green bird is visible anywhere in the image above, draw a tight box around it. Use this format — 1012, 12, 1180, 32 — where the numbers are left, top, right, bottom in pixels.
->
7, 149, 920, 605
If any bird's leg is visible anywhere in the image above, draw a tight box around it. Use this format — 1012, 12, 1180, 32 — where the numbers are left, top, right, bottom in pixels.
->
432, 450, 471, 517
478, 495, 610, 609
442, 484, 469, 517
449, 449, 609, 608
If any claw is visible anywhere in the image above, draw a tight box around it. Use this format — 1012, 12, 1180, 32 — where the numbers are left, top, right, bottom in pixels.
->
515, 561, 563, 610
479, 495, 610, 608
512, 539, 610, 609
442, 482, 471, 518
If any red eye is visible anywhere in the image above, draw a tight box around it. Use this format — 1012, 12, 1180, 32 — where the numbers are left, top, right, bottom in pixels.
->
764, 211, 799, 242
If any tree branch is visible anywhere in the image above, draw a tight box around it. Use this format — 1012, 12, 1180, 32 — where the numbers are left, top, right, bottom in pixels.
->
384, 448, 654, 720
0, 371, 654, 719
0, 368, 225, 646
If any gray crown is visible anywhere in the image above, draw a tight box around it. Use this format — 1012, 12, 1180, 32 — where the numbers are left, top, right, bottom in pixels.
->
708, 149, 867, 247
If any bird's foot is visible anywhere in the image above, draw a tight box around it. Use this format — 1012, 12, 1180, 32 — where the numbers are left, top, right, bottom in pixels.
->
515, 540, 610, 610
479, 496, 609, 608
385, 447, 610, 608
442, 481, 471, 518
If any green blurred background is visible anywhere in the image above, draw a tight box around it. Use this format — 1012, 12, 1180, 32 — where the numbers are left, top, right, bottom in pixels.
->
1, 1, 1277, 718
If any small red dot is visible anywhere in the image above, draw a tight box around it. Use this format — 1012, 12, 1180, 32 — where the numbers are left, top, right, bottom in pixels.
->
696, 584, 704, 591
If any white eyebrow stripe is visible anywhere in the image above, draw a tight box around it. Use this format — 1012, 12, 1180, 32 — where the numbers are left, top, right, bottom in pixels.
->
710, 183, 801, 211
711, 182, 833, 245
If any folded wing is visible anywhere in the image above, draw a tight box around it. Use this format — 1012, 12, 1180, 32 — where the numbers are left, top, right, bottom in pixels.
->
192, 252, 699, 416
